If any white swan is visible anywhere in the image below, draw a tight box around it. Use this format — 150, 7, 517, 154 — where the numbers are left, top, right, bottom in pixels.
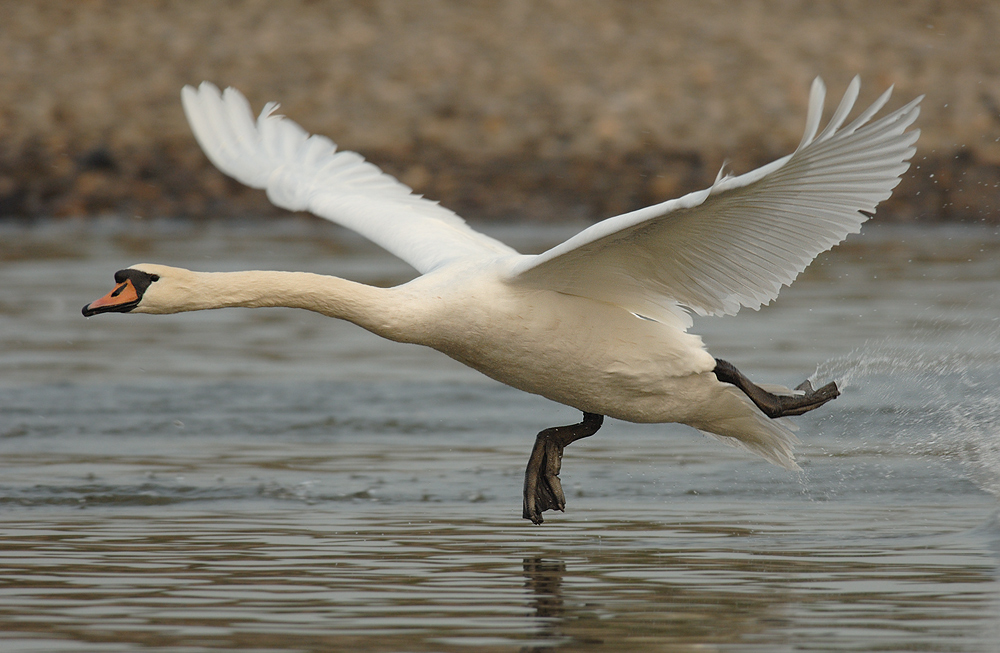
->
84, 77, 921, 523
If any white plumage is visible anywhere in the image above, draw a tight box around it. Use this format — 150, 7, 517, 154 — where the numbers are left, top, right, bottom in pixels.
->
93, 79, 920, 497
182, 78, 919, 330
181, 85, 516, 274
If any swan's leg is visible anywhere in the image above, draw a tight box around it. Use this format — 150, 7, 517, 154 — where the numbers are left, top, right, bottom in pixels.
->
713, 359, 839, 418
523, 412, 604, 524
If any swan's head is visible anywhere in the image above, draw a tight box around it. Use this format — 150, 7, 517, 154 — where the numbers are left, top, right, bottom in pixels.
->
82, 264, 197, 316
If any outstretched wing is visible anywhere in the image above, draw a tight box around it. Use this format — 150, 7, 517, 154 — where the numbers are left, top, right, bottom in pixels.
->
181, 82, 515, 274
505, 77, 922, 327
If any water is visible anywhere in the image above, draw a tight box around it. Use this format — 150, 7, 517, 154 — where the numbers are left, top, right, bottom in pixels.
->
1, 217, 999, 652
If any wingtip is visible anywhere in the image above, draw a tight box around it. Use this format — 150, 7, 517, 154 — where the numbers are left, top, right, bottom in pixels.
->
182, 80, 222, 98
181, 81, 224, 112
180, 83, 199, 108
797, 77, 827, 151
846, 76, 861, 102
815, 76, 861, 143
846, 75, 861, 96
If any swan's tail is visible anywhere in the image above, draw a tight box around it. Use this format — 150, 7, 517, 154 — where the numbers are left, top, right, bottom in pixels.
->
692, 384, 802, 471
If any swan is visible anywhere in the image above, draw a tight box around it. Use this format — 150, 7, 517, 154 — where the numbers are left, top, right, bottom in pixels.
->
83, 77, 921, 523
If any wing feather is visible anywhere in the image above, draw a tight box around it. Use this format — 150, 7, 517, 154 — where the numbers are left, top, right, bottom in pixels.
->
181, 83, 515, 273
506, 77, 921, 328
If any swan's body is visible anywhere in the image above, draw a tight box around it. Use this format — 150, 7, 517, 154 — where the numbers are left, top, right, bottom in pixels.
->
85, 77, 921, 522
122, 264, 717, 420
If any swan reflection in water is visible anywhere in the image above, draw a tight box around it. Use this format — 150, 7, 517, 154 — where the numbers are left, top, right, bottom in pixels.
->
84, 77, 921, 523
522, 557, 575, 648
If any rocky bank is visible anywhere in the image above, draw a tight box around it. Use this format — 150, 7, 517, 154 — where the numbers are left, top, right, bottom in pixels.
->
1, 1, 999, 222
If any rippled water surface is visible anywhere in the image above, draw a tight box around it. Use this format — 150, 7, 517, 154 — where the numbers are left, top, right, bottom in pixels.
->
1, 218, 999, 652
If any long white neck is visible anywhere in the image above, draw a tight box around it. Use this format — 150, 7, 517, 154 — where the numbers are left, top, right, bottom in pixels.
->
147, 269, 417, 343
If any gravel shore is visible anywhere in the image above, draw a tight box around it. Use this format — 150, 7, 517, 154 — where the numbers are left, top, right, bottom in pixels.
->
1, 1, 998, 222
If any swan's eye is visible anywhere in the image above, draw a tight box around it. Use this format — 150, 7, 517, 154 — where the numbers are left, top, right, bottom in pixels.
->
150, 274, 160, 282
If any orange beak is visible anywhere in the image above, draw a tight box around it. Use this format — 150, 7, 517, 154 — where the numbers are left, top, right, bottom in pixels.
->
82, 279, 141, 316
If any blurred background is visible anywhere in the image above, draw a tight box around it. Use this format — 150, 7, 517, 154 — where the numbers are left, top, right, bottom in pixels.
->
1, 0, 998, 223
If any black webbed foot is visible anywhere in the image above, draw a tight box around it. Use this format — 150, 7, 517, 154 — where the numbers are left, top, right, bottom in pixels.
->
523, 412, 603, 524
778, 379, 840, 416
714, 359, 840, 419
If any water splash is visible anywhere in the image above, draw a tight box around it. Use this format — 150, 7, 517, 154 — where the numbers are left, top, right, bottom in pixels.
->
814, 338, 1000, 498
